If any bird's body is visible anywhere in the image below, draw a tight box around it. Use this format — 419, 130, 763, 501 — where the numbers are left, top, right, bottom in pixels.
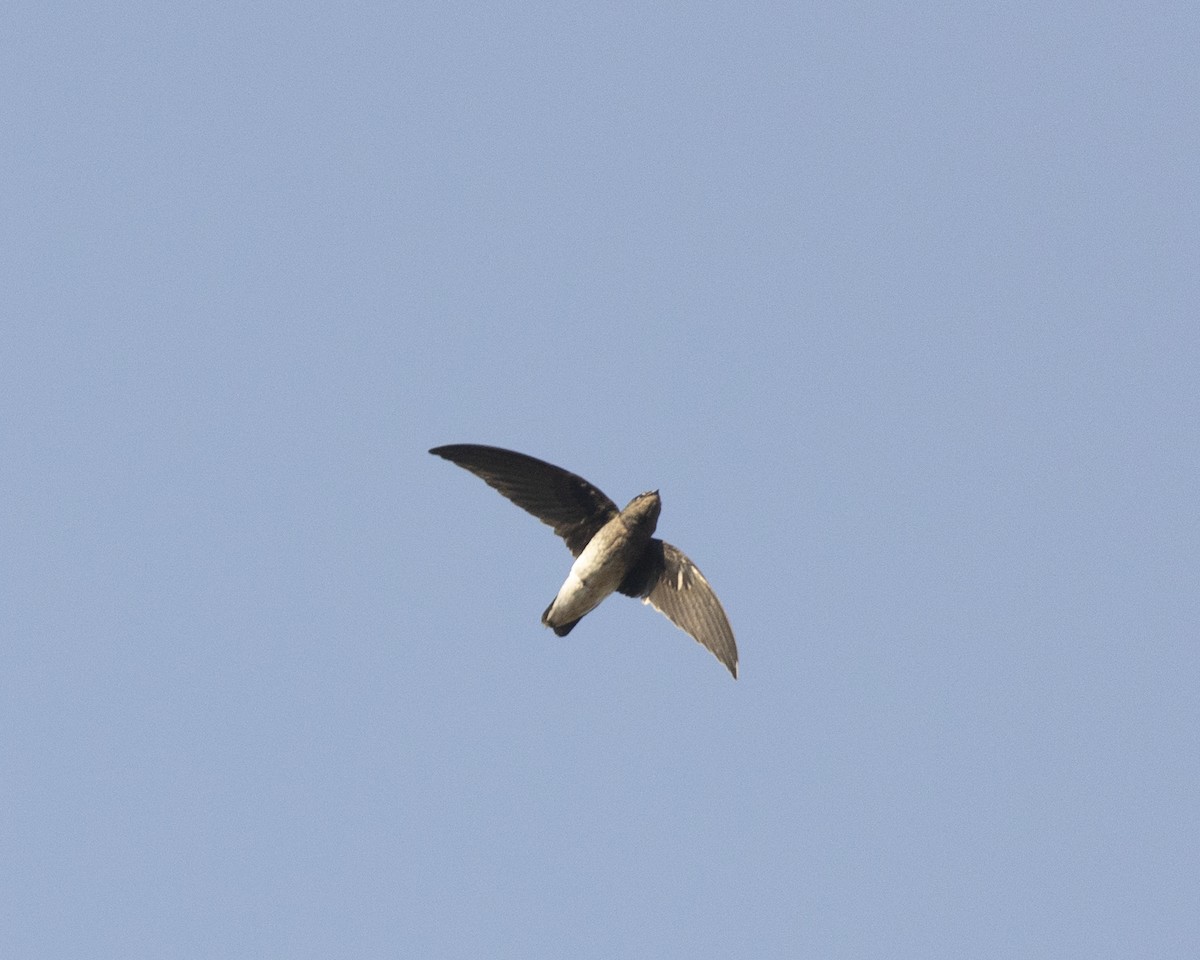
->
542, 491, 661, 634
429, 444, 738, 677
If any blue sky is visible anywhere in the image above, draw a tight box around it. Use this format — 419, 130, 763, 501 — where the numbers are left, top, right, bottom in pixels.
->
3, 1, 1198, 956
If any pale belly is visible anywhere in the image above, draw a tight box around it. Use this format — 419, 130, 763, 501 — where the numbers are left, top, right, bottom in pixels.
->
542, 527, 628, 626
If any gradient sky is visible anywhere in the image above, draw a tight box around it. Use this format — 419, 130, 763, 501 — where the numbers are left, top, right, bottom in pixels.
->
4, 1, 1198, 957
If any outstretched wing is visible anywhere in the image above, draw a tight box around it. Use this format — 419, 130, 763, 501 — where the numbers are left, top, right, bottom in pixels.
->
429, 444, 618, 556
619, 539, 738, 678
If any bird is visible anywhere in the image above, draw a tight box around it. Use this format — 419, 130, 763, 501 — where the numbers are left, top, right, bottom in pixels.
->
429, 444, 738, 678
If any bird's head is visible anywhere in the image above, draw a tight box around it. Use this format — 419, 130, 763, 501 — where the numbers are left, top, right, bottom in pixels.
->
622, 490, 662, 534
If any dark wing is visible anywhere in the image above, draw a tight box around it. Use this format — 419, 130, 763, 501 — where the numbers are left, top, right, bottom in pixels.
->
619, 539, 738, 678
429, 444, 618, 556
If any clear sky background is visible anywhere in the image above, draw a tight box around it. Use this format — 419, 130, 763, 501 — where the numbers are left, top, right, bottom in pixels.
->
3, 1, 1197, 957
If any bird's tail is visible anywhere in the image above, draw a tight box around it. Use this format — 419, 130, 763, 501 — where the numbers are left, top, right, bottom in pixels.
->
542, 602, 581, 637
